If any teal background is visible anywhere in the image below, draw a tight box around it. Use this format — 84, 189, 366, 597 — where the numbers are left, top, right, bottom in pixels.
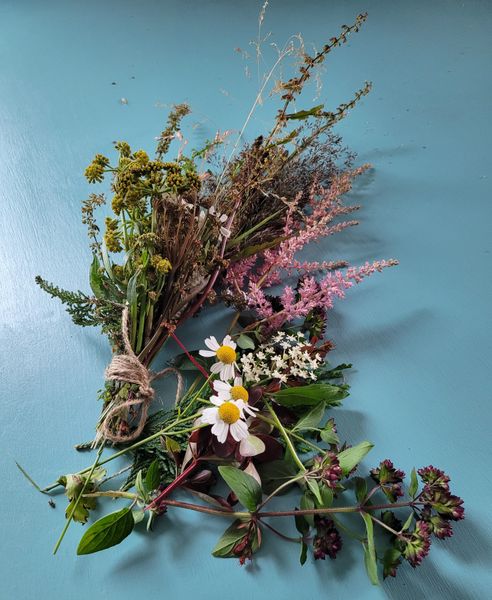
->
1, 1, 491, 598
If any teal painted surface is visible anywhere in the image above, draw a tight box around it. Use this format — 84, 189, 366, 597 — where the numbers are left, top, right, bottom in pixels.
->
1, 1, 491, 598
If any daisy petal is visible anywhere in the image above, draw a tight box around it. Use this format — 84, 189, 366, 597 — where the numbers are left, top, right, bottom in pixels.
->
229, 420, 249, 442
210, 362, 222, 374
199, 350, 216, 358
233, 376, 243, 387
200, 407, 218, 424
205, 336, 220, 351
210, 396, 224, 406
212, 420, 228, 444
213, 380, 231, 393
219, 363, 235, 381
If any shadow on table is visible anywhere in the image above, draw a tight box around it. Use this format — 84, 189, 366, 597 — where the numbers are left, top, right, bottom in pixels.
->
383, 514, 490, 600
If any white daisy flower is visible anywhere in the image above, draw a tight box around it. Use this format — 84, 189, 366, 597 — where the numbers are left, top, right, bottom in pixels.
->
199, 335, 238, 381
212, 377, 259, 417
199, 398, 249, 444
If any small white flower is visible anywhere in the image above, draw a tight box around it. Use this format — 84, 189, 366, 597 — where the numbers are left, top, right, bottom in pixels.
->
199, 335, 238, 381
199, 398, 248, 443
219, 226, 232, 239
212, 377, 258, 417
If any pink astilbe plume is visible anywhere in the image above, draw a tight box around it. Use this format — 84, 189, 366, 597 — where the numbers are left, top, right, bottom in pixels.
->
224, 165, 398, 329
248, 260, 397, 329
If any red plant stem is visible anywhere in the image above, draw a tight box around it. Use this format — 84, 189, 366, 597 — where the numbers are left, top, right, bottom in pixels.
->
145, 458, 200, 511
258, 501, 417, 518
170, 331, 211, 383
155, 498, 419, 519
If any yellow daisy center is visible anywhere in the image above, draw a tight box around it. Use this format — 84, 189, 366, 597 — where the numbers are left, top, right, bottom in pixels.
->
230, 385, 249, 402
216, 345, 236, 364
218, 401, 240, 424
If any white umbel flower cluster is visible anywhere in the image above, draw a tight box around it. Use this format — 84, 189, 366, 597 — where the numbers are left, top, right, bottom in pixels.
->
239, 331, 323, 384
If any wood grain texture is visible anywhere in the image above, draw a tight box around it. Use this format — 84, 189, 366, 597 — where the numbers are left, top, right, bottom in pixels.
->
1, 1, 490, 598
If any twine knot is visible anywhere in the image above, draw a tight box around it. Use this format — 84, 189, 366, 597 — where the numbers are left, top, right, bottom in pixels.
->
99, 307, 183, 444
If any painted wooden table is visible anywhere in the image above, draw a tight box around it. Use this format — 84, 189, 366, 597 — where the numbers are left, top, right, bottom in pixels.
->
1, 1, 491, 598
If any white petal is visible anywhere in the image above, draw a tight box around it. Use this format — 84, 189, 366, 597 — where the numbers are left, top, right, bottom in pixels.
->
200, 407, 218, 424
234, 399, 247, 417
219, 363, 235, 381
229, 420, 249, 442
243, 404, 259, 417
210, 396, 224, 406
212, 420, 229, 443
243, 461, 262, 485
199, 349, 216, 357
233, 376, 243, 387
205, 336, 220, 351
222, 335, 236, 350
239, 435, 266, 457
210, 362, 222, 374
213, 380, 231, 393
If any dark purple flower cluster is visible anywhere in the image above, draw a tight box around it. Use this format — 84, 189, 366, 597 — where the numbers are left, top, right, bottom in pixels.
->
313, 452, 343, 488
382, 465, 464, 576
420, 508, 453, 539
402, 520, 431, 567
313, 517, 342, 560
418, 465, 450, 490
419, 465, 465, 528
370, 459, 405, 502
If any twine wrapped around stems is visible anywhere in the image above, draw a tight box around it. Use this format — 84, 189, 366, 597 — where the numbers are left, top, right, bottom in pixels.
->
99, 307, 183, 444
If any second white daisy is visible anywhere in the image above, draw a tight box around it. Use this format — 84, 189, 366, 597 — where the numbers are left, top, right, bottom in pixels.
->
212, 376, 259, 418
199, 397, 248, 444
199, 334, 238, 381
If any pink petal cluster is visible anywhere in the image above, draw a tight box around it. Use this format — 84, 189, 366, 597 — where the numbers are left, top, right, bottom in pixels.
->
224, 166, 398, 328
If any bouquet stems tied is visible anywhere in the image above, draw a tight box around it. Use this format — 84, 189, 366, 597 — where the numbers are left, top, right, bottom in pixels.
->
20, 11, 463, 586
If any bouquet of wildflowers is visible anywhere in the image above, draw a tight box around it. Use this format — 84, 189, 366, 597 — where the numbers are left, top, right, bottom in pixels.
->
20, 11, 463, 586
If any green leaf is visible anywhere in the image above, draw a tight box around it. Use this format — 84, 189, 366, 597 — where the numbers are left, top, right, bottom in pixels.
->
89, 255, 106, 299
218, 466, 262, 511
320, 418, 340, 445
285, 104, 324, 120
318, 484, 334, 508
383, 548, 402, 579
408, 467, 418, 498
306, 479, 322, 505
126, 270, 139, 307
354, 477, 368, 503
295, 511, 310, 536
132, 509, 145, 524
236, 334, 255, 350
145, 459, 161, 492
212, 519, 249, 557
134, 469, 147, 501
300, 491, 315, 527
293, 402, 325, 432
101, 244, 115, 281
361, 513, 379, 585
77, 507, 134, 555
401, 512, 414, 532
337, 442, 374, 476
257, 460, 297, 495
275, 128, 299, 146
272, 383, 348, 408
299, 541, 308, 565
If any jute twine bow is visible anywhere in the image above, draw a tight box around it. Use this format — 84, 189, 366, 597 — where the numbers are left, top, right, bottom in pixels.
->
100, 307, 183, 443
